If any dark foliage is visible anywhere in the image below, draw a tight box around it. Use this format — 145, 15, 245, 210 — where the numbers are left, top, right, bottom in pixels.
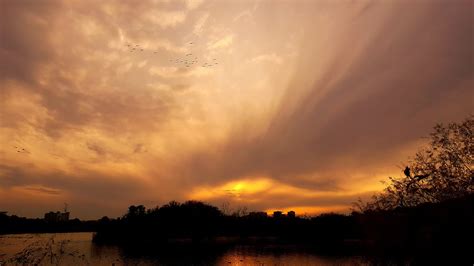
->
0, 213, 96, 234
356, 116, 473, 211
91, 195, 473, 263
92, 200, 359, 251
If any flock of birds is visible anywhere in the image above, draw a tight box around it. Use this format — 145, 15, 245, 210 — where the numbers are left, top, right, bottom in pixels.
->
14, 146, 30, 154
125, 41, 220, 68
11, 42, 220, 158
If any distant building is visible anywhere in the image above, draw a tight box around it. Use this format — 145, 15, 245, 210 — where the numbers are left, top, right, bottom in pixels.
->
44, 212, 69, 223
44, 211, 70, 223
287, 211, 296, 218
44, 204, 70, 223
273, 211, 283, 218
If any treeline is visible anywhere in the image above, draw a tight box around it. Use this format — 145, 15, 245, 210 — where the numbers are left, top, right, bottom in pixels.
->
0, 214, 97, 234
92, 195, 473, 262
92, 200, 360, 249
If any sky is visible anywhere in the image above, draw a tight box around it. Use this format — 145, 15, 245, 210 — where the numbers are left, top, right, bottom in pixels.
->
0, 0, 472, 219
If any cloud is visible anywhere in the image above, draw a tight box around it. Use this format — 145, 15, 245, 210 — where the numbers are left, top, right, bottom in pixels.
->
86, 142, 107, 157
148, 65, 212, 79
0, 163, 156, 219
250, 53, 283, 65
0, 0, 472, 219
233, 10, 252, 23
208, 34, 234, 50
187, 177, 375, 215
188, 177, 342, 201
232, 0, 260, 22
0, 1, 62, 85
133, 143, 147, 154
21, 186, 62, 196
162, 0, 473, 199
193, 13, 209, 35
145, 10, 187, 28
185, 0, 204, 10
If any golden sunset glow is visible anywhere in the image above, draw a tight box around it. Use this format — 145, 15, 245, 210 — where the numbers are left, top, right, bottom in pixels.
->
1, 0, 472, 219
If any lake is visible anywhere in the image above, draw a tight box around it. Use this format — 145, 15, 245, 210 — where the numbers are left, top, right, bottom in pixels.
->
0, 232, 369, 265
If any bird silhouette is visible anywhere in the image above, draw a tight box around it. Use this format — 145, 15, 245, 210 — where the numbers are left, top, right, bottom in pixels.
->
405, 166, 430, 181
404, 166, 411, 177
14, 146, 30, 154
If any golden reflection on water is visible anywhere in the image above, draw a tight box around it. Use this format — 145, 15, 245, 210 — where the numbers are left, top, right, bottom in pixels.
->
0, 233, 367, 265
217, 251, 366, 266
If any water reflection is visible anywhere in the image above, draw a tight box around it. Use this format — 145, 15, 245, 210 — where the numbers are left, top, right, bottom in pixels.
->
0, 233, 368, 265
216, 246, 367, 266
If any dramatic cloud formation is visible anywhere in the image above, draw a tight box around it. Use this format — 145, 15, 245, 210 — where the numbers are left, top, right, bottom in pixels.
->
0, 0, 472, 219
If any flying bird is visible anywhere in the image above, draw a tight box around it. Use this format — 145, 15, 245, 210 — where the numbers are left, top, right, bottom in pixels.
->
14, 146, 30, 154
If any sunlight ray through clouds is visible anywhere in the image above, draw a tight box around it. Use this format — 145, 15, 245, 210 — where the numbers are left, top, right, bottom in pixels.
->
0, 0, 472, 219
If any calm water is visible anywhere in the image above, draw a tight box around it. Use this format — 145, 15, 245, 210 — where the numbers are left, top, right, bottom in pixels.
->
0, 233, 368, 265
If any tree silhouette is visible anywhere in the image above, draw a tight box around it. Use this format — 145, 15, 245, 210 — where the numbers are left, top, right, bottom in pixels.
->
356, 116, 473, 211
126, 205, 146, 219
